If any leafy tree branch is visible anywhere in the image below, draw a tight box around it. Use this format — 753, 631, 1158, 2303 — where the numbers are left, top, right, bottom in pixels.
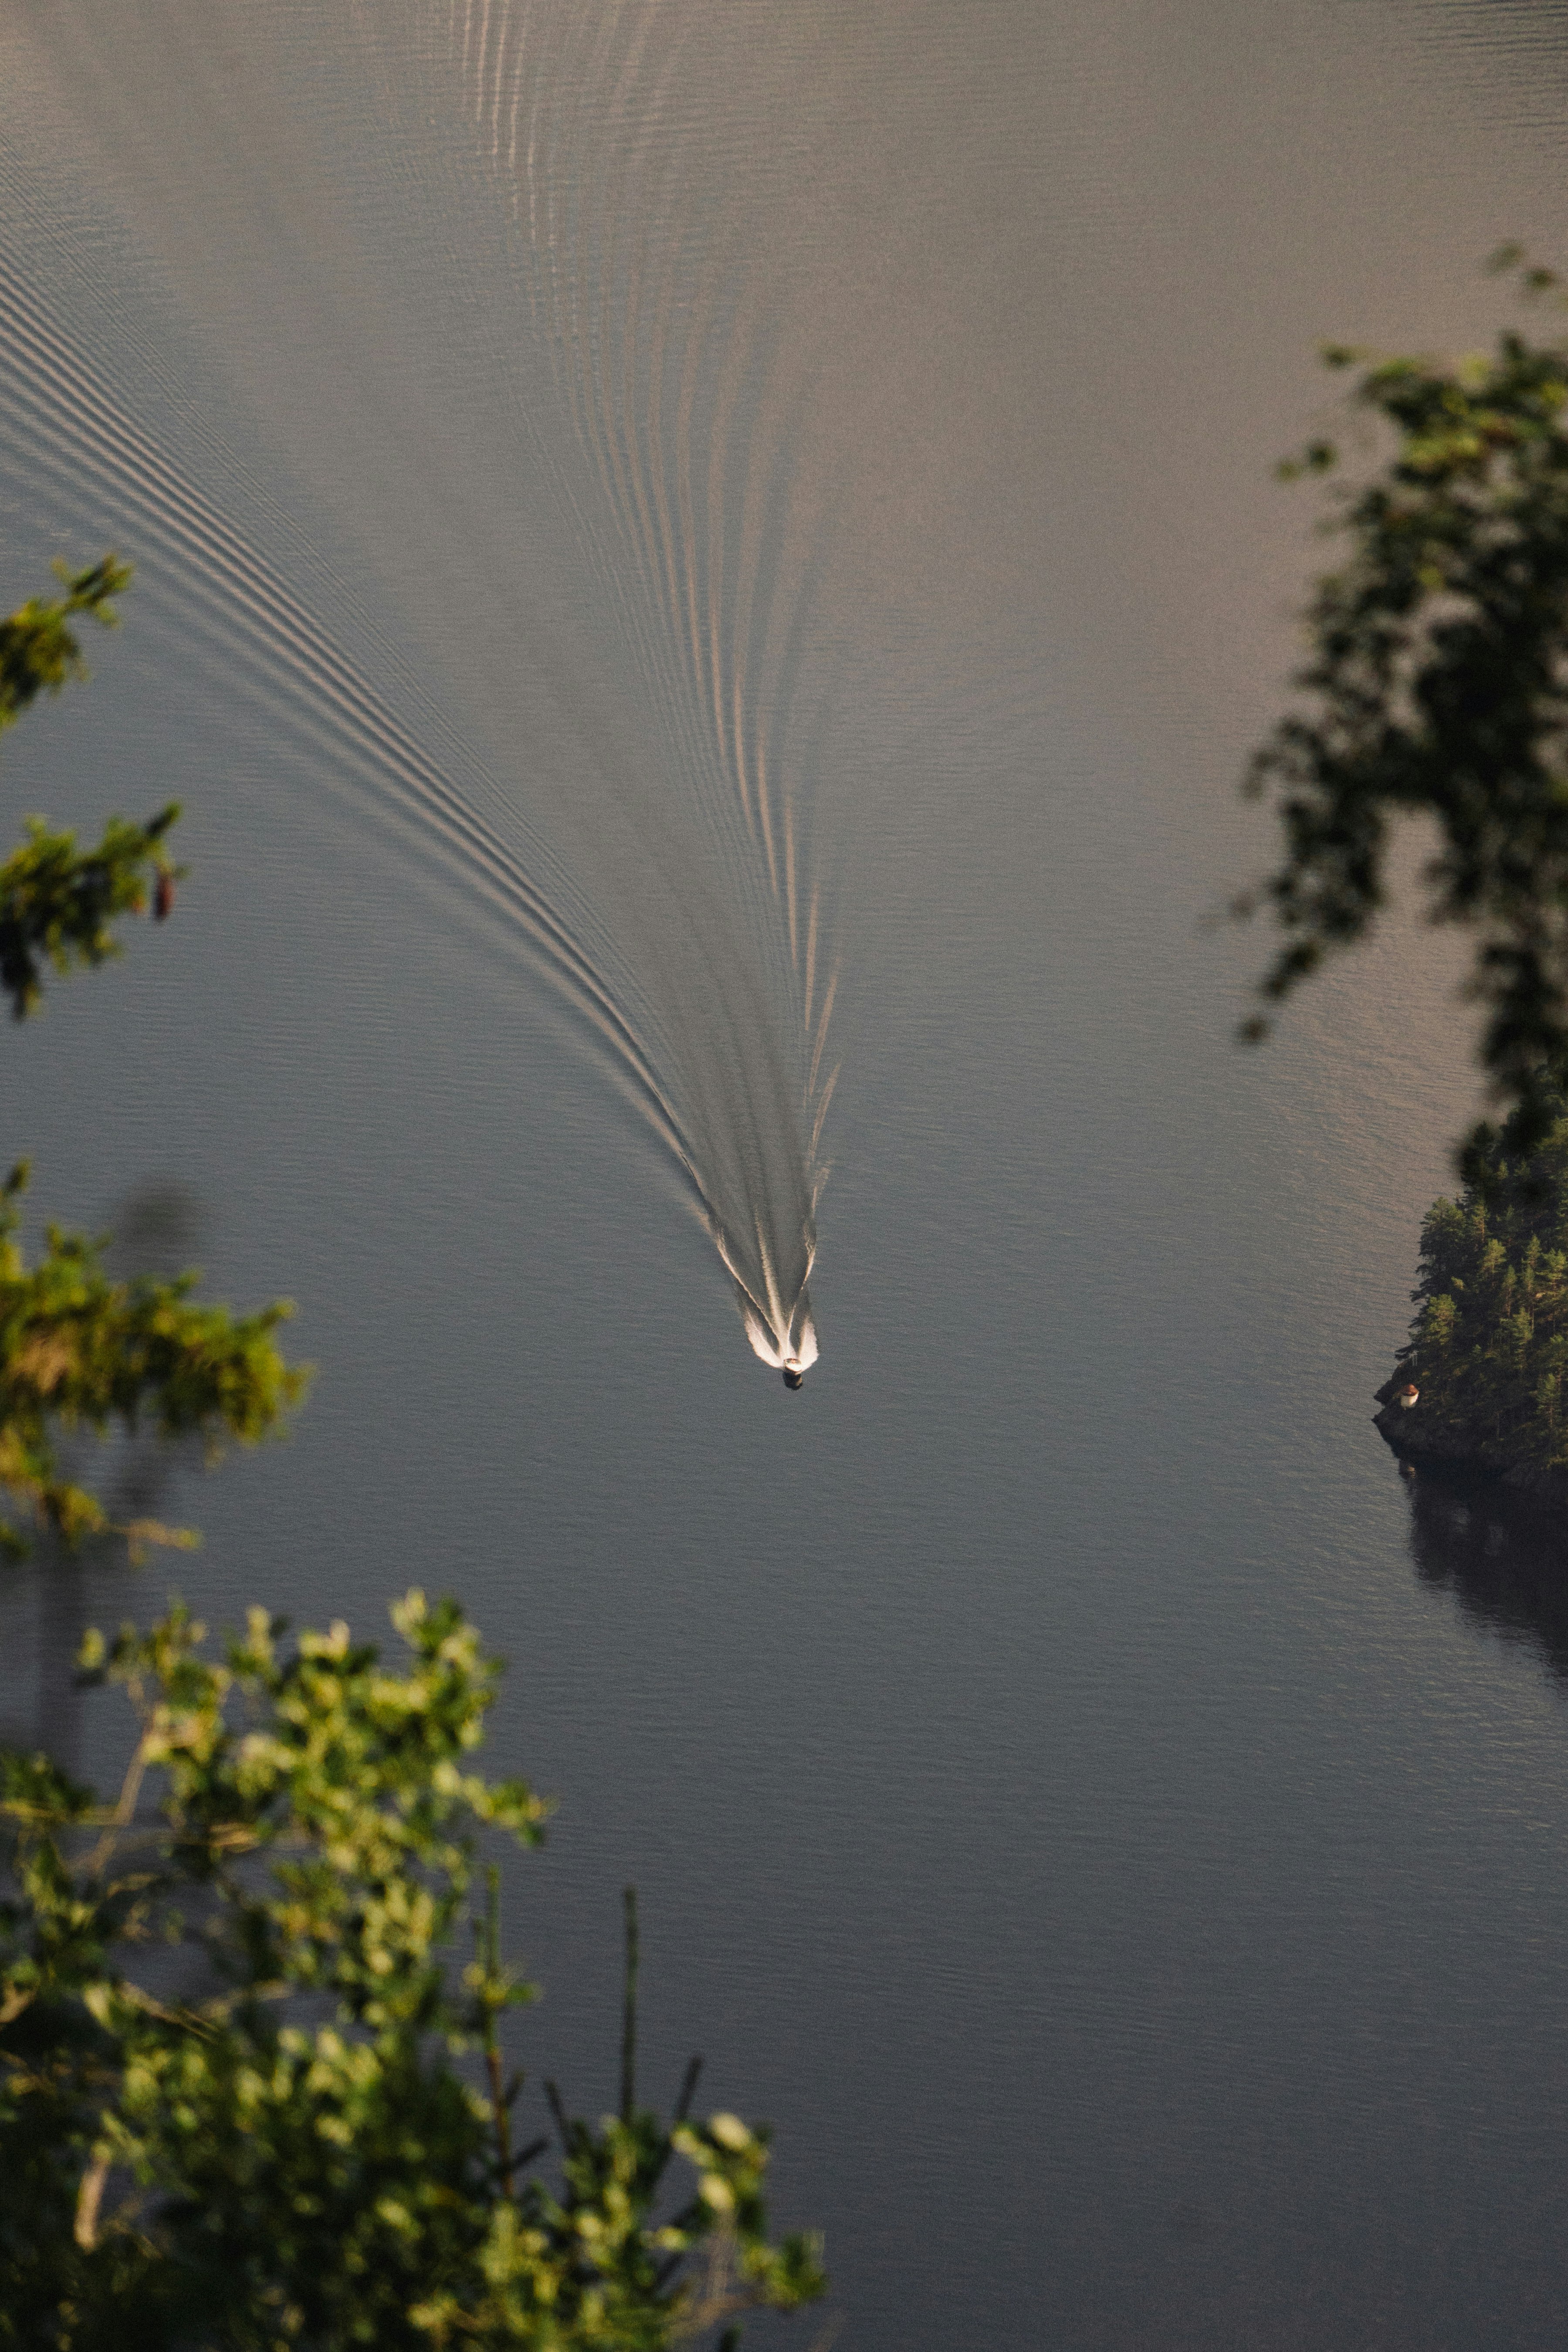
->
0, 1593, 826, 2349
1, 805, 182, 1021
0, 556, 129, 735
0, 561, 302, 1559
0, 1161, 309, 1558
1244, 252, 1568, 1173
1, 556, 182, 1019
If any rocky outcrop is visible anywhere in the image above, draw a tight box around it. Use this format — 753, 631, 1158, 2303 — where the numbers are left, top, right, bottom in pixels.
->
1372, 1372, 1568, 1500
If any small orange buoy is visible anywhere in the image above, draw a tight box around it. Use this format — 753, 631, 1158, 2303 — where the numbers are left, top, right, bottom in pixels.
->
153, 871, 175, 923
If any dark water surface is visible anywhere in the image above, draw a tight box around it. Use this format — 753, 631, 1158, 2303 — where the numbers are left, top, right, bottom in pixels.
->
5, 3, 1568, 2344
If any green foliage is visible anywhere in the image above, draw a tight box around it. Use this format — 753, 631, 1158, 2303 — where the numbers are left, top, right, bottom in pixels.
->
1393, 1084, 1568, 1472
0, 560, 300, 1558
1245, 252, 1568, 1173
0, 557, 129, 735
0, 806, 182, 1021
0, 1594, 825, 2350
0, 556, 182, 1020
0, 1161, 309, 1558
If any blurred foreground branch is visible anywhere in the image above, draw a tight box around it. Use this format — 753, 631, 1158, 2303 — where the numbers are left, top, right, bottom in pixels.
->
1244, 251, 1568, 1179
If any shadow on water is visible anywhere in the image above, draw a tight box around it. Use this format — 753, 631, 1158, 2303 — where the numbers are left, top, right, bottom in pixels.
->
1404, 1464, 1568, 1688
101, 1177, 206, 1284
101, 1179, 208, 1528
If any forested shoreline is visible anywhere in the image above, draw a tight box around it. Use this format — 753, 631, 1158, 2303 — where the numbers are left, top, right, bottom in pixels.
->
1378, 1095, 1568, 1487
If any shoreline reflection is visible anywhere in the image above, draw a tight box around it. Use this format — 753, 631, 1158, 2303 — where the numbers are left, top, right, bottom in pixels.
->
1405, 1465, 1568, 1687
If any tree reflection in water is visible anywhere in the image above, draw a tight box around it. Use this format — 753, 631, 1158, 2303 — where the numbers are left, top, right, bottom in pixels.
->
1405, 1467, 1568, 1688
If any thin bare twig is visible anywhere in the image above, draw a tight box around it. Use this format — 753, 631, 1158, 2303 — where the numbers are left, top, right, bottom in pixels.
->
620, 1884, 639, 2122
87, 1732, 154, 1874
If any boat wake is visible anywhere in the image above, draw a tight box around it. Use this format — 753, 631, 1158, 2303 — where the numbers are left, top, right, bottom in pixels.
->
1, 0, 848, 1376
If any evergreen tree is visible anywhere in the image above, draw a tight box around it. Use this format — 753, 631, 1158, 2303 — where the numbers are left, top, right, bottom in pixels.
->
1386, 1083, 1568, 1474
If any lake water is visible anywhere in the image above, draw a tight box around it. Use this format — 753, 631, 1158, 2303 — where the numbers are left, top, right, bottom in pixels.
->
4, 3, 1568, 2344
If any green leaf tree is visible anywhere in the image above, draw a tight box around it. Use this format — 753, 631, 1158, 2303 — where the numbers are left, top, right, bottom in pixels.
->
0, 1591, 825, 2350
1244, 252, 1568, 1174
0, 559, 305, 1555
